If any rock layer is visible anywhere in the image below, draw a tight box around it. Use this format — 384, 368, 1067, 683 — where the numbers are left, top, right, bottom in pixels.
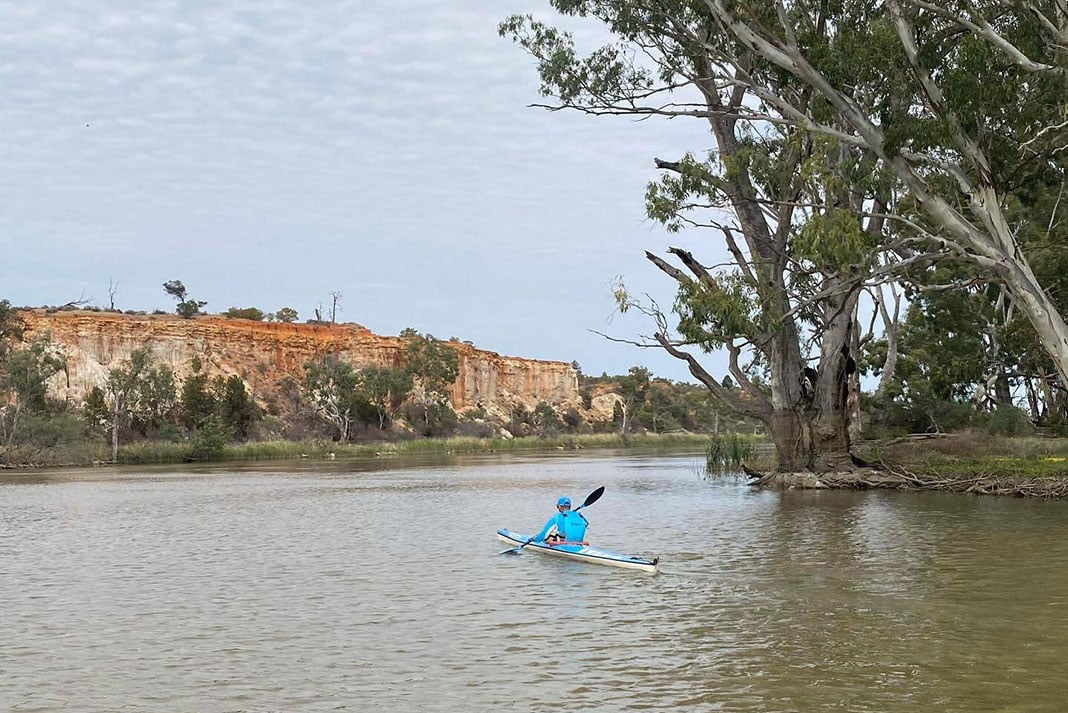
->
21, 310, 580, 411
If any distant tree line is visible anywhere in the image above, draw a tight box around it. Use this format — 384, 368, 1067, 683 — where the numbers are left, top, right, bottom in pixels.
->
578, 367, 759, 436
0, 307, 476, 464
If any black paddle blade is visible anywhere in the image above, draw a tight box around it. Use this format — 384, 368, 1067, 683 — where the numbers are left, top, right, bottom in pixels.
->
581, 486, 605, 509
499, 546, 522, 555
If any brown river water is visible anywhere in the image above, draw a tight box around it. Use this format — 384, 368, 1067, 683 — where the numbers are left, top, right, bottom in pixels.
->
3, 449, 1068, 712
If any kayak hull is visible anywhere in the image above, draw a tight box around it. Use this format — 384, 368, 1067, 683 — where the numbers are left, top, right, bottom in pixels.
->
497, 529, 659, 573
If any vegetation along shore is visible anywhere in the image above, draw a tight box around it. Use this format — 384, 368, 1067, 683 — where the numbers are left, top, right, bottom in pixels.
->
6, 289, 1068, 501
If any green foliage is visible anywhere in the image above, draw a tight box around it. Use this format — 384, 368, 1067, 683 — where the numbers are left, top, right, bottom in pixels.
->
163, 280, 207, 319
863, 254, 1068, 433
214, 375, 258, 439
988, 406, 1034, 437
180, 372, 215, 430
187, 415, 231, 460
275, 307, 299, 323
356, 365, 413, 429
105, 349, 175, 425
223, 307, 266, 321
0, 299, 25, 360
617, 366, 650, 404
533, 401, 563, 433
84, 386, 109, 433
498, 14, 654, 108
867, 394, 980, 436
795, 208, 877, 270
2, 409, 94, 464
581, 369, 754, 435
404, 333, 460, 398
2, 336, 65, 413
302, 355, 362, 442
133, 363, 177, 435
0, 334, 66, 450
705, 433, 755, 474
673, 273, 759, 350
98, 347, 177, 459
402, 333, 460, 434
403, 400, 459, 437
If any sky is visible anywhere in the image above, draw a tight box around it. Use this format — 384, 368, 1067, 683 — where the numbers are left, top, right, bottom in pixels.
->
0, 0, 730, 382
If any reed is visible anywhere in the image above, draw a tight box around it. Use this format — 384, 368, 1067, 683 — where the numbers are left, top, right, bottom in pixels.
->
705, 433, 755, 474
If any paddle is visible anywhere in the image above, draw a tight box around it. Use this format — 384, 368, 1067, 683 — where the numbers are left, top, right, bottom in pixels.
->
499, 486, 605, 555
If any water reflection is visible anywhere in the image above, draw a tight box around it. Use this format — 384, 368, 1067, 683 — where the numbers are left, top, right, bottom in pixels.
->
3, 452, 1068, 711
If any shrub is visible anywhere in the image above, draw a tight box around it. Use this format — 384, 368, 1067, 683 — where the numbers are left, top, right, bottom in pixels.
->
988, 406, 1034, 437
223, 307, 266, 321
187, 417, 231, 460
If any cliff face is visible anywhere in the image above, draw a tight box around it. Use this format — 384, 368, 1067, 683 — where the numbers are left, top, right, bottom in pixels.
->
20, 310, 580, 412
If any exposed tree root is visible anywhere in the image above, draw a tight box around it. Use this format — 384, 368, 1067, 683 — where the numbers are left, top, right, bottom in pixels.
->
745, 462, 1068, 499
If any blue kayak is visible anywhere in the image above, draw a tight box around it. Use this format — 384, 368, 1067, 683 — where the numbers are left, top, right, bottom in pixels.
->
497, 528, 659, 573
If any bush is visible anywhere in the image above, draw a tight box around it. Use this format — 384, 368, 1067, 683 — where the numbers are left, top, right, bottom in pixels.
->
223, 307, 266, 321
868, 395, 980, 435
988, 406, 1034, 437
188, 417, 232, 460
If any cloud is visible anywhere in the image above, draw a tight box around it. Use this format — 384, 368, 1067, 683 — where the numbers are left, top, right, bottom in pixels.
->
0, 0, 727, 381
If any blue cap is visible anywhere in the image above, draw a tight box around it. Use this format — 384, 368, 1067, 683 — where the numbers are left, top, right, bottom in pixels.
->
557, 496, 571, 507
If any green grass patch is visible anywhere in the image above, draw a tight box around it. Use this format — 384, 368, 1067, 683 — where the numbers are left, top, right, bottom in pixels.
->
903, 454, 1068, 479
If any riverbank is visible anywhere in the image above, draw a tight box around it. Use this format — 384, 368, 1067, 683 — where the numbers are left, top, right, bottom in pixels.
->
745, 432, 1068, 499
0, 431, 716, 470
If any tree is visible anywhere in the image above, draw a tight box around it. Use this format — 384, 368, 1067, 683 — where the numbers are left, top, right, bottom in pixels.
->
504, 3, 893, 470
533, 401, 563, 433
275, 307, 299, 323
0, 335, 65, 451
302, 355, 361, 442
504, 0, 1068, 471
330, 291, 342, 323
104, 347, 174, 461
0, 299, 24, 361
687, 1, 1068, 385
177, 360, 256, 441
614, 366, 651, 434
214, 375, 258, 440
403, 333, 461, 434
163, 280, 207, 319
866, 277, 991, 433
356, 366, 413, 430
136, 361, 177, 434
179, 358, 215, 431
107, 278, 118, 311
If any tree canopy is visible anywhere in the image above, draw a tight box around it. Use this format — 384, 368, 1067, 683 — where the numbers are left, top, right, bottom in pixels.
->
503, 0, 1067, 471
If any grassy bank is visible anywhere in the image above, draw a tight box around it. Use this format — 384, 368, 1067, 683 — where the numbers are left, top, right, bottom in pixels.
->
117, 431, 715, 465
0, 431, 718, 469
858, 431, 1068, 478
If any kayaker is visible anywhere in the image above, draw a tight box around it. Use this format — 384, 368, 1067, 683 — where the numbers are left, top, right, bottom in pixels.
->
532, 496, 588, 544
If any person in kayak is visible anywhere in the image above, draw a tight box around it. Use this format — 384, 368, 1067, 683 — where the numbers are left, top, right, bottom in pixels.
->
532, 496, 588, 544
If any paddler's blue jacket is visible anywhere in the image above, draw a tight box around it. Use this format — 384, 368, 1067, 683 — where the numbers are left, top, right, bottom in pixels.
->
533, 509, 588, 543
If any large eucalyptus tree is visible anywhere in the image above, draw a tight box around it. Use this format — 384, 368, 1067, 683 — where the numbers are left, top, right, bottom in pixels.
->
702, 0, 1068, 380
503, 2, 899, 471
504, 0, 1067, 471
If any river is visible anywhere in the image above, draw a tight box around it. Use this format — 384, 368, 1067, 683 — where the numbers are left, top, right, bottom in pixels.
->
3, 449, 1068, 712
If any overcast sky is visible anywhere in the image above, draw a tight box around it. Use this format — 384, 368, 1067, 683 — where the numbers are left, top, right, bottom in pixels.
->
0, 0, 730, 381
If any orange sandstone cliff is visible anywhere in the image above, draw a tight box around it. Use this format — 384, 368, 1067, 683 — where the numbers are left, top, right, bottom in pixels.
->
21, 310, 581, 414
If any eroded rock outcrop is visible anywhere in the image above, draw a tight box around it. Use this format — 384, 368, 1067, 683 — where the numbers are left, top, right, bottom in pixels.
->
21, 310, 580, 413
